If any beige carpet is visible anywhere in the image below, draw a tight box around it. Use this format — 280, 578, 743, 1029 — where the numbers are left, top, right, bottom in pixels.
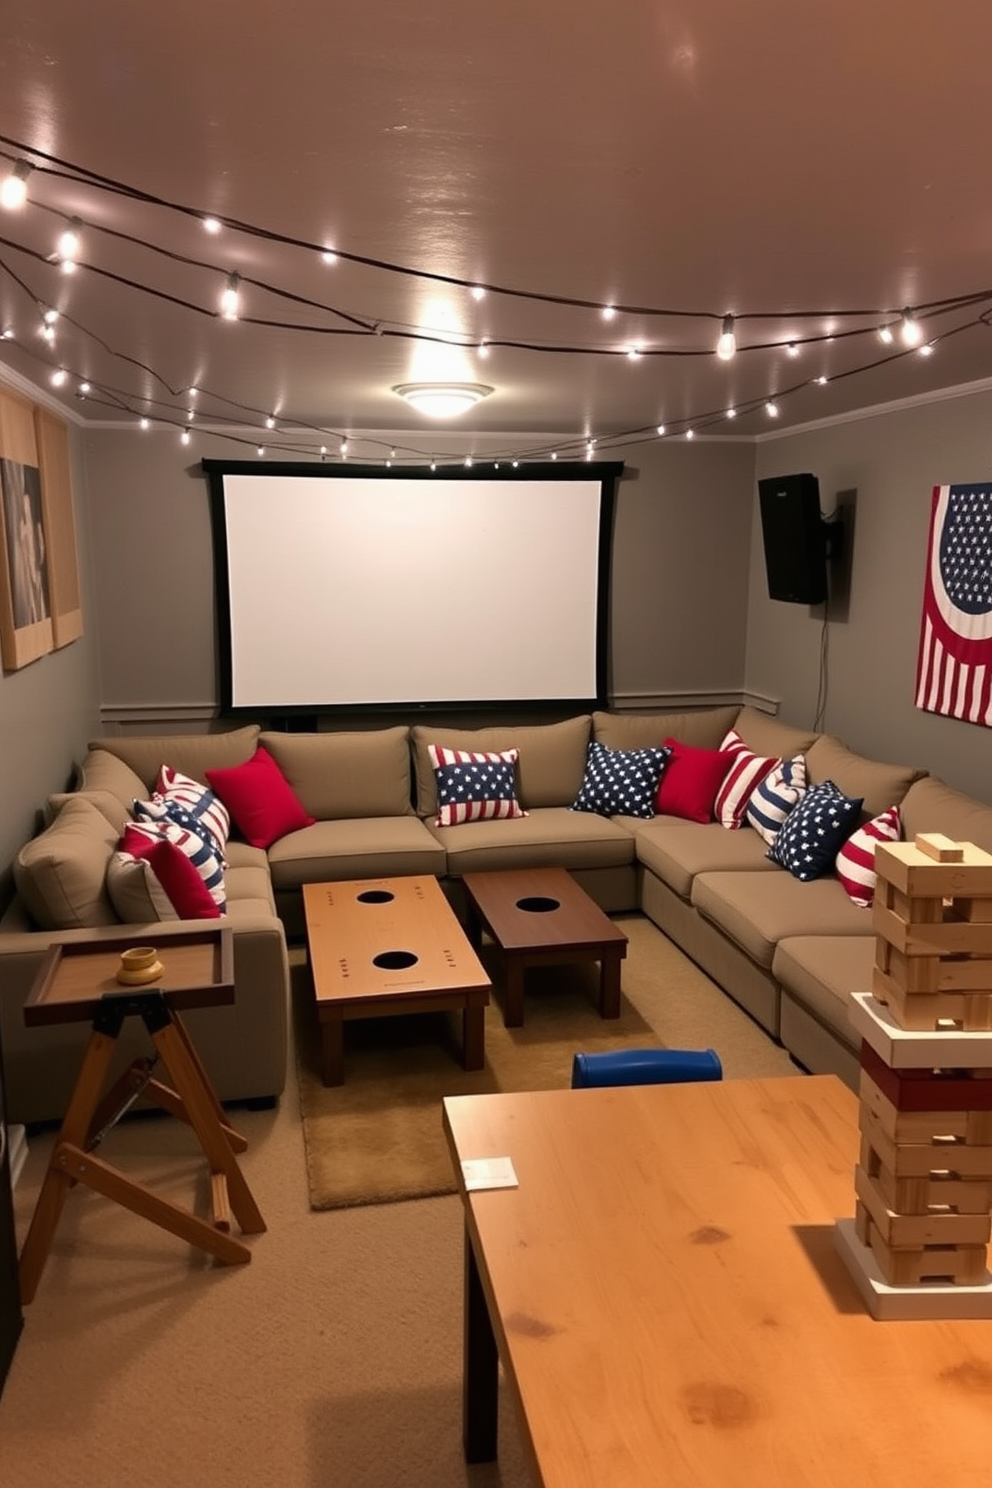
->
1, 914, 798, 1488
296, 914, 797, 1209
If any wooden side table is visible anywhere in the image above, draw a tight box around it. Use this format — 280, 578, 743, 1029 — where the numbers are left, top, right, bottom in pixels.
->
17, 928, 266, 1304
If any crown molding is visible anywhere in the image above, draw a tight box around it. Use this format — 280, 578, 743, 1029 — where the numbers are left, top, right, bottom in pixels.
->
0, 359, 87, 425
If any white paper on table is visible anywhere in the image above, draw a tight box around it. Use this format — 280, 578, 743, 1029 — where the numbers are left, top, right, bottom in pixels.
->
461, 1156, 519, 1191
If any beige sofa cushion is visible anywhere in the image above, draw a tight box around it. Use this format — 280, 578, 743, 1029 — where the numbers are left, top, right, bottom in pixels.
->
431, 805, 634, 877
732, 707, 819, 759
899, 776, 992, 855
772, 935, 874, 1049
691, 869, 871, 968
266, 816, 445, 891
412, 715, 591, 818
14, 796, 120, 930
77, 749, 148, 810
87, 725, 261, 793
259, 727, 413, 819
634, 818, 778, 898
591, 706, 739, 752
804, 736, 926, 819
47, 787, 131, 833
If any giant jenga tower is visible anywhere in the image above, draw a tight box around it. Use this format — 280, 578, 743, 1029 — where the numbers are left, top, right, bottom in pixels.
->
835, 832, 992, 1319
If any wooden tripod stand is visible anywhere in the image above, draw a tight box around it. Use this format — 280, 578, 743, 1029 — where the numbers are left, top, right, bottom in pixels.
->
19, 982, 266, 1304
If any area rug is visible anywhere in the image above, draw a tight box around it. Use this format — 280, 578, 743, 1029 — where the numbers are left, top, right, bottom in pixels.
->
294, 913, 796, 1210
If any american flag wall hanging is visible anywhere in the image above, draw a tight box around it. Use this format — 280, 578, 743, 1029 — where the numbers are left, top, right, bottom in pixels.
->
915, 483, 992, 725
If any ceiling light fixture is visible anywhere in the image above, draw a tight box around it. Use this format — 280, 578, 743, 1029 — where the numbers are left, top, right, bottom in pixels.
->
392, 382, 493, 419
716, 314, 737, 361
0, 160, 32, 210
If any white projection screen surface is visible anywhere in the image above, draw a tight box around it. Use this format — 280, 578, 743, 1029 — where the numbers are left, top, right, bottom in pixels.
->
204, 462, 620, 713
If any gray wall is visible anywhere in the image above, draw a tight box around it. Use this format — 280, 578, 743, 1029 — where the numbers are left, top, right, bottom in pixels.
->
749, 386, 992, 802
83, 428, 757, 723
0, 417, 101, 891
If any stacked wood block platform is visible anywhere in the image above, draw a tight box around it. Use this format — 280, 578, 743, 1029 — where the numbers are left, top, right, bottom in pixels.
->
835, 832, 992, 1319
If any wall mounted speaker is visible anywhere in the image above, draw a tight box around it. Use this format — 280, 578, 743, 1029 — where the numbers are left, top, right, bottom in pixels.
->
757, 472, 827, 605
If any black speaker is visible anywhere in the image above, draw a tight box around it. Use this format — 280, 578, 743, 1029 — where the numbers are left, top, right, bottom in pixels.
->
757, 473, 827, 604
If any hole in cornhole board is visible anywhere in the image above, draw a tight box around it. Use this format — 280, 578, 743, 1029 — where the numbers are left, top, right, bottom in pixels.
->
515, 896, 561, 914
357, 889, 396, 904
372, 950, 419, 970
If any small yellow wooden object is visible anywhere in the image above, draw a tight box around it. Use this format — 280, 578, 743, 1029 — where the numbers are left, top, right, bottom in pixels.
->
115, 946, 164, 986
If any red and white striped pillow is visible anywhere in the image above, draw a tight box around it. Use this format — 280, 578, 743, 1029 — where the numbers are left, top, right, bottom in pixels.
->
714, 729, 780, 830
835, 806, 901, 907
427, 743, 526, 827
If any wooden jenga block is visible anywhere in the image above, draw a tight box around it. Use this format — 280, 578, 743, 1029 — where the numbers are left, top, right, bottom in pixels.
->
871, 970, 992, 1031
916, 833, 966, 863
859, 1040, 992, 1112
859, 1070, 992, 1143
862, 1212, 988, 1286
872, 902, 992, 958
855, 1165, 992, 1248
859, 1103, 992, 1178
955, 898, 992, 924
874, 839, 992, 901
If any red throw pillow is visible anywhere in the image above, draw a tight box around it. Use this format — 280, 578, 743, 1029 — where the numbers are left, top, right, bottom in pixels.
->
115, 823, 221, 920
205, 746, 316, 849
655, 737, 732, 823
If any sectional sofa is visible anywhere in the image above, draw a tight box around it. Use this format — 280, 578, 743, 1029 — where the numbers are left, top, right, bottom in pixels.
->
3, 705, 990, 1125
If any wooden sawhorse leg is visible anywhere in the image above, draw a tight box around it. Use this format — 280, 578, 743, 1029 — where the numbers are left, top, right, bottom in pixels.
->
18, 988, 265, 1304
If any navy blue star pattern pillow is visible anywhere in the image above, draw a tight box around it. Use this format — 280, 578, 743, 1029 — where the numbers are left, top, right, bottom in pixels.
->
570, 741, 671, 819
433, 760, 526, 826
767, 779, 864, 881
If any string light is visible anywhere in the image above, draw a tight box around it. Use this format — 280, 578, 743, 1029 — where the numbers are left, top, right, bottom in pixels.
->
50, 367, 66, 386
1, 136, 985, 465
256, 444, 265, 456
321, 248, 338, 264
265, 414, 276, 429
202, 217, 221, 235
726, 408, 737, 419
716, 315, 736, 361
220, 272, 241, 320
180, 427, 191, 444
685, 428, 695, 439
140, 417, 150, 430
0, 159, 32, 209
900, 308, 923, 347
656, 424, 666, 436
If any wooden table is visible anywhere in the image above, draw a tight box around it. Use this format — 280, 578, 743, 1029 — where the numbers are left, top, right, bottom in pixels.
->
17, 927, 265, 1303
462, 866, 627, 1026
443, 1074, 992, 1487
302, 875, 491, 1085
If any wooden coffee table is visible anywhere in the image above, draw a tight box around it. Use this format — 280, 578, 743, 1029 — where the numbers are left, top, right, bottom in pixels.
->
443, 1075, 992, 1484
302, 875, 491, 1085
462, 866, 628, 1026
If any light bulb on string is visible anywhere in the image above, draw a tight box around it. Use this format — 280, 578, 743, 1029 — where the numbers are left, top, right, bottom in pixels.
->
57, 218, 81, 262
877, 324, 895, 345
765, 401, 779, 418
0, 160, 32, 210
656, 424, 666, 437
202, 217, 221, 234
716, 315, 736, 361
601, 305, 617, 321
220, 272, 241, 320
900, 309, 923, 347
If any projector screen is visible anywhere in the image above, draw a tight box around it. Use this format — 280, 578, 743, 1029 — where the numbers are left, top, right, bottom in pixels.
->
203, 460, 621, 714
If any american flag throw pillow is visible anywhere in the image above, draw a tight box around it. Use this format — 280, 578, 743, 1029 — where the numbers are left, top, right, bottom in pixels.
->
428, 744, 526, 827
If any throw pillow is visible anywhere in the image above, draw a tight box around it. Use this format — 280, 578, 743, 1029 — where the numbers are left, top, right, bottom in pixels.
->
570, 741, 671, 819
767, 780, 865, 882
205, 746, 316, 849
135, 766, 231, 857
835, 806, 902, 907
427, 744, 526, 827
714, 729, 780, 830
432, 760, 527, 828
745, 754, 808, 846
654, 738, 730, 823
107, 822, 223, 921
